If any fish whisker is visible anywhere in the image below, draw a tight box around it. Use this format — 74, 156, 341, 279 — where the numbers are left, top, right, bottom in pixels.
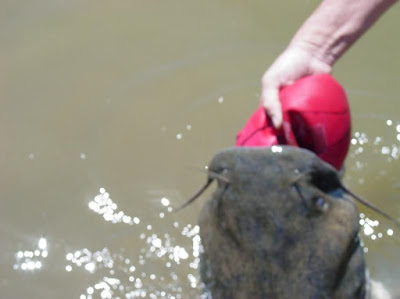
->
174, 178, 214, 212
342, 185, 400, 229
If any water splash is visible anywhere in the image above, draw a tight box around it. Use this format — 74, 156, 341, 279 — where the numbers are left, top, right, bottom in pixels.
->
347, 117, 400, 255
73, 188, 202, 298
88, 188, 140, 225
14, 237, 49, 271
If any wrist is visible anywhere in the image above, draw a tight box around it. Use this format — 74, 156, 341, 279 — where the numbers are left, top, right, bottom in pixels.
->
289, 34, 338, 69
288, 0, 398, 68
284, 43, 333, 75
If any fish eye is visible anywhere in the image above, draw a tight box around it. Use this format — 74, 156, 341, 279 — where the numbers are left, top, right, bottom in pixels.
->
314, 197, 329, 212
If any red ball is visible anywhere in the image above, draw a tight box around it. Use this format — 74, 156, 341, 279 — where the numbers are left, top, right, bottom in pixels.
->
236, 74, 351, 170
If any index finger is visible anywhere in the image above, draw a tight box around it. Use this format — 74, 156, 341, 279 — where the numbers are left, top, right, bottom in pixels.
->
260, 87, 283, 128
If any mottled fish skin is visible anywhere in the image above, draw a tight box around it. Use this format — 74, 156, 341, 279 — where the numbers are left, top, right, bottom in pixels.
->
199, 146, 366, 299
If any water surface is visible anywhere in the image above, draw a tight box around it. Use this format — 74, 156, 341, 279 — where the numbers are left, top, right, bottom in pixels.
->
1, 1, 399, 298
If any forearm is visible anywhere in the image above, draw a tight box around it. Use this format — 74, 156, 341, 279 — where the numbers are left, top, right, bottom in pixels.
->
290, 0, 398, 66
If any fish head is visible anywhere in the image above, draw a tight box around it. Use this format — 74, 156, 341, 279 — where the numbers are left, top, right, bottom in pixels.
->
200, 146, 366, 298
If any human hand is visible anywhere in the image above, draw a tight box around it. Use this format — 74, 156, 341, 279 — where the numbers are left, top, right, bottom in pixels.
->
260, 46, 332, 128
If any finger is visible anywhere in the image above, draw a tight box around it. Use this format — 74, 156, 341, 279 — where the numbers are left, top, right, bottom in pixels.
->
261, 87, 283, 128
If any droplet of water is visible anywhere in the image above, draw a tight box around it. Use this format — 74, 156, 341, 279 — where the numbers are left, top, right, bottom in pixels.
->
271, 146, 283, 153
85, 262, 96, 273
363, 224, 374, 235
161, 197, 170, 207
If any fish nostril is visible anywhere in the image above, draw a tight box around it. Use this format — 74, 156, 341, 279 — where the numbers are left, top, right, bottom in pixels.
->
310, 170, 342, 193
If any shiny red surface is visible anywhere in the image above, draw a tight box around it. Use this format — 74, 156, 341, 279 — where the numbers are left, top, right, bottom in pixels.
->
236, 74, 351, 169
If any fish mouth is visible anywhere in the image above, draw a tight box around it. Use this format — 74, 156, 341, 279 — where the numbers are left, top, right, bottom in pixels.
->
332, 232, 366, 298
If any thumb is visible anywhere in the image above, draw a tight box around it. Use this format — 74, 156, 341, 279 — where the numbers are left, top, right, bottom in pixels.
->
260, 87, 283, 128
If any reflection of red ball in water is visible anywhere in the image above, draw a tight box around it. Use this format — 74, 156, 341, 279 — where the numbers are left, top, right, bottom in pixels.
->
235, 74, 351, 170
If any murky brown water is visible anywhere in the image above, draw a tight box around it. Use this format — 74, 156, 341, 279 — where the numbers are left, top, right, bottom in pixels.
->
1, 1, 399, 298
